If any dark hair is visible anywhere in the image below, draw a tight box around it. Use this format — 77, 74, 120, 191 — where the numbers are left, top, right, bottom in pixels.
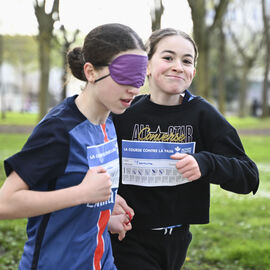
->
67, 23, 145, 81
146, 28, 198, 66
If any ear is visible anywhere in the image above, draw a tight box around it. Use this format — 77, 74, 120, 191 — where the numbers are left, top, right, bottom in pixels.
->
147, 61, 151, 76
83, 62, 96, 83
192, 68, 196, 78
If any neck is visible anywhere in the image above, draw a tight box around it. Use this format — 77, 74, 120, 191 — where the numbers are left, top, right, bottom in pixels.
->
75, 87, 109, 125
150, 91, 183, 106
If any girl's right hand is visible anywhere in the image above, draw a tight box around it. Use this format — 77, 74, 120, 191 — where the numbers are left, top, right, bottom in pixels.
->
80, 167, 112, 204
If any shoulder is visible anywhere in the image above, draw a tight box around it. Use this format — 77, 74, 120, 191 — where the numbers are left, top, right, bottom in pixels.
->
193, 97, 237, 134
30, 117, 68, 144
131, 94, 148, 105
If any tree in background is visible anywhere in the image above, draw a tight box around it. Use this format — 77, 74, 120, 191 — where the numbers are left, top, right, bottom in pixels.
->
34, 0, 60, 120
261, 0, 270, 117
3, 36, 38, 113
150, 0, 164, 31
227, 0, 264, 117
187, 0, 229, 99
59, 25, 80, 100
216, 18, 226, 115
0, 34, 5, 119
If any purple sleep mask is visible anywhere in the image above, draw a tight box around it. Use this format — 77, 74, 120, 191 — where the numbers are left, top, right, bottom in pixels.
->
94, 54, 148, 88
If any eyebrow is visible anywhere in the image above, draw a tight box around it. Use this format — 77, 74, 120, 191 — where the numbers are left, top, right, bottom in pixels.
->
161, 50, 194, 59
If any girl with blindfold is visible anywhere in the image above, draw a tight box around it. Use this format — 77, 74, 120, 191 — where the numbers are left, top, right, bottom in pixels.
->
111, 28, 259, 270
0, 23, 147, 270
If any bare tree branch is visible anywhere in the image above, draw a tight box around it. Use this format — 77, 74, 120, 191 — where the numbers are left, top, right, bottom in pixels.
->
210, 0, 230, 31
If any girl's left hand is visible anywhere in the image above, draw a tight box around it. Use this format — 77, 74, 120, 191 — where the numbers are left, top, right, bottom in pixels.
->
108, 213, 132, 241
170, 153, 201, 181
112, 194, 134, 218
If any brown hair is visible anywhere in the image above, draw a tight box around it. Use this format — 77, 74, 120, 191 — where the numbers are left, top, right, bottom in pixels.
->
67, 23, 145, 81
145, 28, 198, 66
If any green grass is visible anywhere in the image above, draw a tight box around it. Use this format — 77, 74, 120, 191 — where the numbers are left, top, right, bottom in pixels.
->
0, 219, 27, 269
0, 112, 38, 126
0, 114, 270, 269
182, 135, 270, 270
183, 179, 270, 270
241, 136, 270, 163
0, 134, 29, 270
1, 109, 270, 129
226, 116, 270, 130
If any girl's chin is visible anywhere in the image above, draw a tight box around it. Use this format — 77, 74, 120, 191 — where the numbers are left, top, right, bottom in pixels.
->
165, 89, 185, 95
111, 107, 127, 115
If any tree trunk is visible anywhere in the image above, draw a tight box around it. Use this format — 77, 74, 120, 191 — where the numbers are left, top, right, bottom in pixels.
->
150, 0, 164, 31
195, 45, 210, 98
239, 66, 249, 117
228, 13, 263, 118
38, 34, 51, 119
261, 0, 270, 117
0, 34, 5, 119
261, 55, 270, 117
20, 70, 27, 113
189, 0, 208, 97
217, 23, 226, 115
61, 46, 68, 100
188, 0, 229, 99
34, 0, 59, 120
60, 27, 79, 100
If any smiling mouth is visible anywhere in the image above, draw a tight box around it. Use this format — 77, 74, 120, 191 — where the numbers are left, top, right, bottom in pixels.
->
166, 75, 184, 80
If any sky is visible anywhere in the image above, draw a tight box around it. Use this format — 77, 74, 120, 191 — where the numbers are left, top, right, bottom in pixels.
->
0, 0, 193, 41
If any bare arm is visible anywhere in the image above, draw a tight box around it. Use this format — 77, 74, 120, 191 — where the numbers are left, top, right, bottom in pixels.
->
0, 167, 112, 220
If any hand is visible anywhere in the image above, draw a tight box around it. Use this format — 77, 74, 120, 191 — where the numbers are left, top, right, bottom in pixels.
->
112, 194, 134, 221
170, 153, 201, 181
108, 213, 132, 241
79, 166, 112, 204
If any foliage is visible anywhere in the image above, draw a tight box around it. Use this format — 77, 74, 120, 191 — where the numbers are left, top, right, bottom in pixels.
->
0, 219, 27, 270
3, 35, 38, 71
3, 34, 63, 71
209, 31, 241, 103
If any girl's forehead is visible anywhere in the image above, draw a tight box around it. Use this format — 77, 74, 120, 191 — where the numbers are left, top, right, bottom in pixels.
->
156, 35, 195, 56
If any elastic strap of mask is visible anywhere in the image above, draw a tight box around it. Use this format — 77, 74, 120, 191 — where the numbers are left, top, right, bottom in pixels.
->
94, 74, 110, 83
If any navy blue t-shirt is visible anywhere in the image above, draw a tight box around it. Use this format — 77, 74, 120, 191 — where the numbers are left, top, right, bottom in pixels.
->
4, 95, 119, 270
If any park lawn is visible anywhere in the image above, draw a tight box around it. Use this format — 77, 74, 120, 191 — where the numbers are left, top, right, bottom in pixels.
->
226, 116, 270, 130
0, 112, 38, 126
1, 111, 270, 129
0, 134, 29, 269
0, 133, 270, 270
183, 135, 270, 270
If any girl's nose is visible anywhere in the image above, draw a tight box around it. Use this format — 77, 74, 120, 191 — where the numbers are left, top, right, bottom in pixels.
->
172, 60, 184, 72
127, 86, 140, 96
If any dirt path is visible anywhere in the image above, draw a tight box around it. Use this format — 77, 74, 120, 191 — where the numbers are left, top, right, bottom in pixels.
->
0, 125, 34, 134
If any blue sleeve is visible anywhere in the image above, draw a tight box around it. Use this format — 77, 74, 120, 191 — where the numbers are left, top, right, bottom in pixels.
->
4, 117, 70, 189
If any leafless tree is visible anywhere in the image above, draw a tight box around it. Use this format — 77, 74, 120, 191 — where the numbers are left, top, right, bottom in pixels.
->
227, 0, 264, 117
187, 0, 229, 99
0, 34, 5, 119
261, 0, 270, 117
150, 0, 164, 31
217, 19, 226, 115
59, 25, 80, 100
34, 0, 60, 120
